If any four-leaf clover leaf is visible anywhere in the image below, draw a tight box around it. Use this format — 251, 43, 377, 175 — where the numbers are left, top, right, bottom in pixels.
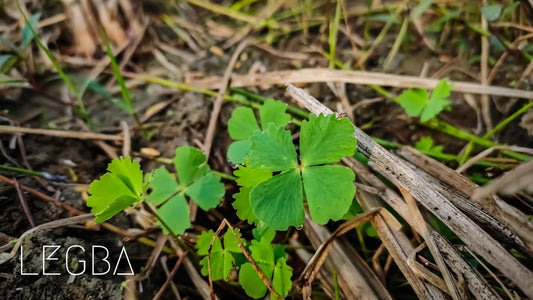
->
240, 113, 357, 230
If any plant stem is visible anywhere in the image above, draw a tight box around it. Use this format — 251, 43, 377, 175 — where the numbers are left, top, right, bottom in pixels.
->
0, 165, 44, 177
212, 170, 237, 181
483, 101, 533, 140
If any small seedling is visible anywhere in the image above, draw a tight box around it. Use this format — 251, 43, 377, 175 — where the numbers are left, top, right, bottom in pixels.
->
87, 146, 225, 235
399, 78, 453, 122
228, 101, 357, 230
196, 228, 293, 299
415, 136, 444, 155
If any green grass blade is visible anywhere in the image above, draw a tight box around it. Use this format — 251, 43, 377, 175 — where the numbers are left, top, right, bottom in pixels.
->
19, 8, 87, 118
100, 29, 134, 114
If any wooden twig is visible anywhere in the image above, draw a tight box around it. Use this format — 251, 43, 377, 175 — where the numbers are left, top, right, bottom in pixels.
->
205, 219, 281, 300
301, 213, 392, 300
456, 146, 533, 173
344, 158, 501, 300
152, 250, 188, 300
121, 120, 131, 157
286, 83, 533, 298
399, 186, 462, 300
0, 125, 122, 141
0, 214, 94, 264
0, 174, 82, 215
203, 39, 248, 161
399, 146, 533, 254
299, 208, 380, 289
12, 178, 36, 227
191, 68, 533, 99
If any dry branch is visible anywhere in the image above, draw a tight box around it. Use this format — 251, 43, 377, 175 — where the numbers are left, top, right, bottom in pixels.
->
192, 68, 533, 99
286, 83, 533, 298
302, 214, 390, 300
0, 125, 122, 141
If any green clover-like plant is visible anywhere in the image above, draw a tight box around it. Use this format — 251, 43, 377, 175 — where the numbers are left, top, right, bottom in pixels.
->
197, 228, 293, 299
147, 146, 225, 235
234, 113, 357, 230
415, 136, 444, 155
399, 78, 453, 122
87, 157, 146, 223
227, 100, 291, 164
87, 146, 225, 236
197, 229, 243, 280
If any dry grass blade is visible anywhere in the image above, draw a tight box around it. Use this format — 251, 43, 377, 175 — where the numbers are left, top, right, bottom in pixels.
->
344, 156, 503, 300
399, 186, 463, 300
302, 213, 392, 300
456, 146, 533, 173
193, 68, 533, 99
406, 243, 448, 293
356, 189, 447, 299
286, 83, 533, 298
399, 147, 533, 254
152, 250, 188, 300
299, 208, 380, 288
203, 39, 249, 160
474, 160, 533, 199
0, 214, 94, 265
0, 125, 122, 141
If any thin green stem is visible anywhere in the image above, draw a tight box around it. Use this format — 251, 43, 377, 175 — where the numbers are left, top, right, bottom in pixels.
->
19, 7, 88, 122
101, 28, 147, 137
483, 101, 533, 140
0, 165, 44, 177
212, 170, 237, 181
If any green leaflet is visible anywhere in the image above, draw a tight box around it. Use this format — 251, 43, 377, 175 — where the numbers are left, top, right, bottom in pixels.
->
228, 107, 260, 140
259, 100, 291, 128
250, 169, 304, 230
227, 100, 291, 164
302, 165, 355, 224
273, 257, 293, 298
234, 164, 272, 187
146, 146, 225, 235
185, 172, 226, 210
300, 114, 357, 166
248, 123, 298, 171
237, 113, 357, 230
233, 187, 259, 224
415, 136, 443, 154
156, 193, 190, 235
174, 146, 210, 186
227, 140, 252, 166
481, 4, 502, 22
399, 78, 453, 122
87, 157, 143, 223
